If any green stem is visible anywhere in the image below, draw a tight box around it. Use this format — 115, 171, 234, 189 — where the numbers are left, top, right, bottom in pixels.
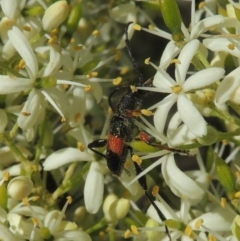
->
0, 133, 32, 176
85, 218, 108, 234
0, 133, 28, 163
34, 121, 47, 165
10, 123, 19, 139
196, 50, 211, 69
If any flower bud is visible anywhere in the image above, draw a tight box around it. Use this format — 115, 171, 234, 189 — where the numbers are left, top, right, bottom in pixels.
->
145, 219, 163, 241
215, 155, 236, 194
115, 198, 130, 220
0, 183, 8, 209
103, 193, 118, 222
42, 1, 69, 32
66, 3, 82, 34
7, 176, 33, 200
159, 0, 184, 41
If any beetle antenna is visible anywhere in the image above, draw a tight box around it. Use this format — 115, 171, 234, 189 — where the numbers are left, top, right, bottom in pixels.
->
125, 22, 144, 85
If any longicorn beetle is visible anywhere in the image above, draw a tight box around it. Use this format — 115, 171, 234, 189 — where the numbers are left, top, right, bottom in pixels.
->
88, 22, 172, 240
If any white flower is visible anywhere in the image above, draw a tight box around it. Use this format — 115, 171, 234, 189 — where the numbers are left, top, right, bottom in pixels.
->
143, 39, 225, 138
0, 26, 89, 131
43, 126, 104, 214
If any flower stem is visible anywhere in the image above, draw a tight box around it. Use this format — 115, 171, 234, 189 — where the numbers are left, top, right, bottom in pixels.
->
85, 218, 108, 234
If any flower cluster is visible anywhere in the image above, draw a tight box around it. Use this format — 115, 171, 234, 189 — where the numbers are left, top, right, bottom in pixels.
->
1, 0, 240, 240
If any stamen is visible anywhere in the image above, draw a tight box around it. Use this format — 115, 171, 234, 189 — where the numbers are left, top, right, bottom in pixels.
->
124, 229, 132, 238
133, 24, 141, 31
171, 85, 182, 94
228, 43, 235, 50
74, 112, 81, 123
78, 142, 85, 152
152, 186, 159, 197
51, 29, 58, 36
61, 117, 67, 122
184, 225, 193, 238
85, 85, 92, 92
220, 197, 227, 207
48, 35, 58, 44
198, 1, 205, 9
73, 45, 83, 51
21, 112, 31, 117
171, 58, 181, 64
87, 72, 98, 78
92, 30, 100, 36
141, 109, 153, 116
234, 191, 240, 198
130, 85, 138, 92
208, 233, 217, 241
19, 59, 26, 69
113, 77, 122, 85
132, 155, 142, 165
148, 24, 155, 30
195, 219, 203, 229
23, 26, 31, 32
131, 225, 139, 235
115, 50, 121, 61
145, 57, 150, 65
120, 66, 130, 75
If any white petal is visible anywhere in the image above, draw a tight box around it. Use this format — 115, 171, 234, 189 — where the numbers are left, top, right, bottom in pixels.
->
43, 147, 93, 170
43, 210, 58, 232
43, 46, 62, 77
109, 2, 137, 23
0, 76, 33, 94
0, 17, 15, 44
183, 67, 225, 92
162, 155, 204, 202
84, 162, 104, 214
160, 41, 180, 70
23, 127, 35, 142
153, 68, 176, 89
189, 207, 234, 232
54, 230, 92, 241
8, 26, 38, 80
177, 94, 207, 137
0, 223, 17, 241
41, 87, 67, 118
153, 96, 176, 133
215, 67, 240, 104
1, 0, 18, 19
176, 40, 200, 85
203, 37, 240, 57
190, 15, 225, 39
2, 39, 16, 60
90, 82, 103, 103
167, 112, 196, 146
17, 89, 42, 130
